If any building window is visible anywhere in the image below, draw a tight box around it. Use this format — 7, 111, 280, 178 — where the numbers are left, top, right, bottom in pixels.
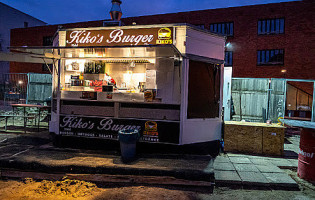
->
210, 22, 233, 36
258, 18, 284, 35
225, 51, 233, 66
257, 49, 284, 65
43, 36, 54, 46
42, 64, 53, 72
24, 22, 29, 28
195, 24, 205, 29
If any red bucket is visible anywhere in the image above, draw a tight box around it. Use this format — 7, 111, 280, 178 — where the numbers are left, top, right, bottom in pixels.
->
298, 128, 315, 183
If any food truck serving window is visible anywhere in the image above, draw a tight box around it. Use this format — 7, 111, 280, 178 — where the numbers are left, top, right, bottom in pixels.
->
187, 60, 221, 118
59, 46, 181, 105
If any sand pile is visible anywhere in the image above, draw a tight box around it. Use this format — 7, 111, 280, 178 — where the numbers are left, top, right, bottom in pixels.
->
26, 177, 99, 198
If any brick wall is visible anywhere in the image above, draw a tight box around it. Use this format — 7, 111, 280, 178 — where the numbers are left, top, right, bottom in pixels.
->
10, 0, 315, 80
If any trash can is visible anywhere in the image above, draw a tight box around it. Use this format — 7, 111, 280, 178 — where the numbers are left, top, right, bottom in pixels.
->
118, 129, 139, 162
298, 128, 315, 183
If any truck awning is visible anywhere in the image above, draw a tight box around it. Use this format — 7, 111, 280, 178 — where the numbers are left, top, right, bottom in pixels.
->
0, 51, 54, 64
8, 45, 182, 60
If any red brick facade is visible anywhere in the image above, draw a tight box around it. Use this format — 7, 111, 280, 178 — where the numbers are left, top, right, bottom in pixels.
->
10, 0, 315, 80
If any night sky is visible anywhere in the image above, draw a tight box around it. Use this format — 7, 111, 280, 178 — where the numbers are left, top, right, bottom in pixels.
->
0, 0, 299, 24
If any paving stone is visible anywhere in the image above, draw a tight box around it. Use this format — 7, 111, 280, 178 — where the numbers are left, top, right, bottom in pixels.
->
203, 160, 214, 174
238, 171, 269, 185
284, 151, 299, 159
233, 163, 259, 172
255, 164, 284, 173
214, 162, 235, 171
229, 157, 252, 164
226, 153, 247, 157
214, 170, 242, 183
269, 159, 296, 167
214, 156, 230, 163
249, 158, 273, 165
262, 172, 298, 188
288, 159, 298, 167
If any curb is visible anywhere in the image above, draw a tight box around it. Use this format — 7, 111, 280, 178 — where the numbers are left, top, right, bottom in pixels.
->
214, 176, 299, 190
0, 169, 214, 192
0, 158, 214, 182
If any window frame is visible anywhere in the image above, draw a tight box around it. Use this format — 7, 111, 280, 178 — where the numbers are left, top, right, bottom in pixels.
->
258, 18, 285, 35
195, 24, 205, 29
257, 49, 284, 66
224, 51, 233, 67
210, 22, 234, 36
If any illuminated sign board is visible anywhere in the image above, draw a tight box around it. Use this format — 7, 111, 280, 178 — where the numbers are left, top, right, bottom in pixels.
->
65, 27, 173, 47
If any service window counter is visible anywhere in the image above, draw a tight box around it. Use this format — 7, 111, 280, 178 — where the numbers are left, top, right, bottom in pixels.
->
13, 24, 225, 145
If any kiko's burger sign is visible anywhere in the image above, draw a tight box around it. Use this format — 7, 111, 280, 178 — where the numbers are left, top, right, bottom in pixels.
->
66, 27, 173, 47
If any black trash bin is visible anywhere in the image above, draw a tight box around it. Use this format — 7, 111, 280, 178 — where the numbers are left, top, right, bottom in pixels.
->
118, 129, 139, 162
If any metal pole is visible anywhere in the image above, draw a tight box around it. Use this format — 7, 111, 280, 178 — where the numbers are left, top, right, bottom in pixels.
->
266, 78, 272, 121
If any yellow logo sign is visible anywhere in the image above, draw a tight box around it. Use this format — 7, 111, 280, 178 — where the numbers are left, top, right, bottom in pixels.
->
157, 28, 172, 44
143, 121, 158, 136
158, 28, 172, 39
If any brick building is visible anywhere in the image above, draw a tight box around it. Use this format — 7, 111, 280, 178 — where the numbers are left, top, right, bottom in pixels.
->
10, 0, 314, 80
0, 2, 46, 74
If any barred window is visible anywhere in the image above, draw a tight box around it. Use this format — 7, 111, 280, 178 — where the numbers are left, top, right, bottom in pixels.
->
257, 49, 284, 65
195, 24, 205, 29
225, 51, 233, 66
210, 22, 233, 36
258, 18, 284, 35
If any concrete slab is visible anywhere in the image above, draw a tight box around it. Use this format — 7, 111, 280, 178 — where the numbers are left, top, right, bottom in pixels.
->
229, 157, 252, 164
255, 165, 284, 173
214, 162, 235, 171
238, 171, 269, 185
249, 158, 273, 165
214, 170, 242, 184
226, 153, 247, 157
233, 163, 259, 172
0, 148, 215, 182
203, 160, 214, 174
288, 159, 298, 168
262, 172, 298, 188
269, 159, 296, 168
214, 156, 230, 163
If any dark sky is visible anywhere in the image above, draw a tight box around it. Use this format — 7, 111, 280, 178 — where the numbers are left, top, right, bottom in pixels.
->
0, 0, 299, 24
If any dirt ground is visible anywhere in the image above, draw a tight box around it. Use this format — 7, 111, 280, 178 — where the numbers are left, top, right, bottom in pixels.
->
0, 170, 314, 200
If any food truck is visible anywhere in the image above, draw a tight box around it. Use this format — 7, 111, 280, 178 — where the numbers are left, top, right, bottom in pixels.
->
13, 24, 225, 145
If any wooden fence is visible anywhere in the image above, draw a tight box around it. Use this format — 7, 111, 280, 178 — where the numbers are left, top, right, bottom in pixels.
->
231, 78, 286, 123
